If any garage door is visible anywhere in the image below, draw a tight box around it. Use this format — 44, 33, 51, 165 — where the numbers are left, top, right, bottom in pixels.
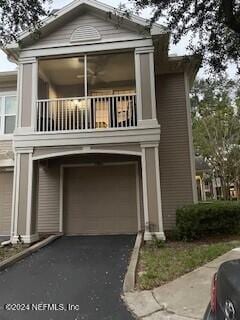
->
63, 164, 138, 235
0, 171, 13, 235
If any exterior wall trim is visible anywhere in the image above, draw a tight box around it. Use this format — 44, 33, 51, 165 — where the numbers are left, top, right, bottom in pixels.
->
16, 147, 34, 154
184, 72, 198, 203
154, 146, 165, 238
26, 152, 33, 236
149, 51, 157, 120
17, 64, 23, 128
12, 153, 20, 237
31, 60, 38, 130
0, 135, 13, 141
33, 149, 143, 161
0, 91, 17, 96
14, 127, 161, 149
0, 159, 14, 167
135, 46, 154, 54
141, 147, 150, 231
136, 164, 141, 231
10, 155, 17, 238
135, 50, 143, 121
59, 161, 141, 234
19, 39, 153, 59
144, 231, 165, 241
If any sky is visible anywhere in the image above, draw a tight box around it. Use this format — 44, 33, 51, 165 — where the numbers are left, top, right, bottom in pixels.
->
0, 0, 236, 78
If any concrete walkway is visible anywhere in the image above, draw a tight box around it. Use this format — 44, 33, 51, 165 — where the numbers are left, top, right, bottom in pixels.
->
124, 248, 240, 319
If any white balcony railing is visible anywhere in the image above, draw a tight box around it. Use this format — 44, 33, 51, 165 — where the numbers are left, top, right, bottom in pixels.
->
36, 94, 137, 132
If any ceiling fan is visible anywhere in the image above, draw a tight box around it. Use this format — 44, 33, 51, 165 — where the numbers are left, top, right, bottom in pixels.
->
77, 67, 106, 85
77, 57, 108, 85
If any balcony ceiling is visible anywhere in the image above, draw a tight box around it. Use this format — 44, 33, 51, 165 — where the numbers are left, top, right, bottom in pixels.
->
39, 52, 135, 86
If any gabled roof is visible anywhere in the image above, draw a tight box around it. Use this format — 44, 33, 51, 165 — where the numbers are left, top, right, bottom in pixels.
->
7, 0, 167, 50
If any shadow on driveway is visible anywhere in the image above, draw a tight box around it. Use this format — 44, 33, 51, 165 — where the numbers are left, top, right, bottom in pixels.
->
0, 235, 136, 320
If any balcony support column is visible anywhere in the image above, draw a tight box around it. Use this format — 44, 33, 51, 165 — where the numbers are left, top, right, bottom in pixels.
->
135, 47, 158, 128
15, 58, 37, 135
11, 148, 39, 244
141, 143, 165, 241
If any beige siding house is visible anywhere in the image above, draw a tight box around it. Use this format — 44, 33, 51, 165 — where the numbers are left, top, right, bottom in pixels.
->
0, 0, 199, 243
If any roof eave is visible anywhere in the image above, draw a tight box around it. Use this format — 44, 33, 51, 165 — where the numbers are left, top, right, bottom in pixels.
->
168, 54, 202, 86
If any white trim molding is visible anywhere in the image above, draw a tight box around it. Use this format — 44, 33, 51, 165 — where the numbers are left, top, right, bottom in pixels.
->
15, 147, 34, 154
11, 148, 35, 243
0, 159, 14, 167
26, 152, 33, 236
17, 64, 23, 128
12, 152, 20, 237
134, 50, 143, 122
59, 166, 64, 233
14, 126, 161, 149
0, 134, 14, 141
144, 231, 165, 241
10, 154, 17, 238
135, 46, 154, 54
141, 147, 150, 232
33, 148, 142, 161
31, 60, 38, 130
19, 39, 153, 59
0, 92, 17, 136
149, 51, 157, 120
154, 146, 165, 237
141, 144, 166, 241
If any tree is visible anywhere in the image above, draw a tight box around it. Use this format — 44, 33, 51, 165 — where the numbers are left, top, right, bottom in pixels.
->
191, 78, 240, 200
130, 0, 240, 73
0, 0, 50, 46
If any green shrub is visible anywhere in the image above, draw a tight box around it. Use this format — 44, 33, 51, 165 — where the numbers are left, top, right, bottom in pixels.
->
176, 202, 240, 241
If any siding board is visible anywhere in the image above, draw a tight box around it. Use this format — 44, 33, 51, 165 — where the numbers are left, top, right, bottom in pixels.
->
0, 141, 13, 157
156, 73, 194, 230
0, 171, 13, 235
37, 166, 60, 233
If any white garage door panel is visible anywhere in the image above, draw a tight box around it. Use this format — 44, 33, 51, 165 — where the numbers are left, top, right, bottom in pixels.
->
0, 171, 13, 235
64, 164, 138, 235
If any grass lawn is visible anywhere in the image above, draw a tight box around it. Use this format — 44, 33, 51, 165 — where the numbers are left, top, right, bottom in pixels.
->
137, 238, 240, 290
0, 244, 28, 263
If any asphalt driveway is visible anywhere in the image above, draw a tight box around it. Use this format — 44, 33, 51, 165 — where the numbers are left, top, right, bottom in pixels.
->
0, 235, 136, 320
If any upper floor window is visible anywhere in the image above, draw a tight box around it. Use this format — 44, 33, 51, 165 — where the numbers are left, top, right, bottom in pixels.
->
0, 95, 17, 134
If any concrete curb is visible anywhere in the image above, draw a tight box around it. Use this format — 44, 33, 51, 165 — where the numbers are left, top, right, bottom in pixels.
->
123, 232, 143, 293
0, 234, 62, 272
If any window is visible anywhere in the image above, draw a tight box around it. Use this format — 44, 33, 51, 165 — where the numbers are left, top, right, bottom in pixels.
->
0, 95, 17, 134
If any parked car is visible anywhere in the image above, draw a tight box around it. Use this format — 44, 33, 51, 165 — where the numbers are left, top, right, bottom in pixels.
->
203, 259, 240, 320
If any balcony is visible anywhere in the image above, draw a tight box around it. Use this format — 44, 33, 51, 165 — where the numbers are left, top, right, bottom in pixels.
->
36, 51, 137, 133
36, 93, 137, 132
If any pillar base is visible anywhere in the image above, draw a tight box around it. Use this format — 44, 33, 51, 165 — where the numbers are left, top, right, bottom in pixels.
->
144, 231, 166, 241
11, 233, 39, 244
138, 119, 159, 128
